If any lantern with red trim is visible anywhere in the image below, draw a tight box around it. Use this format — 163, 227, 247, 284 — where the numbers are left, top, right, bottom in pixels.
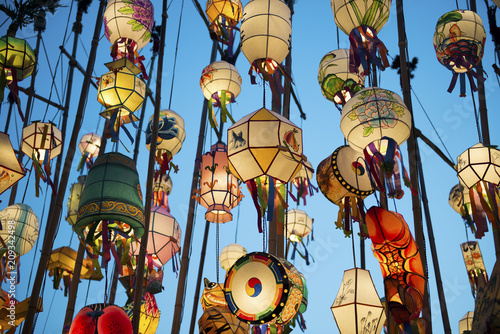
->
206, 0, 243, 53
456, 142, 500, 239
0, 131, 25, 195
289, 160, 315, 205
331, 0, 391, 75
433, 10, 486, 96
195, 142, 244, 223
78, 133, 101, 171
461, 241, 488, 297
68, 303, 133, 334
341, 87, 412, 199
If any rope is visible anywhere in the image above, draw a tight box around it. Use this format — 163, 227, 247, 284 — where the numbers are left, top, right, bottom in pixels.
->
168, 0, 185, 109
351, 221, 356, 267
41, 289, 57, 333
471, 91, 483, 143
85, 275, 92, 305
61, 0, 75, 48
216, 222, 220, 283
235, 200, 240, 243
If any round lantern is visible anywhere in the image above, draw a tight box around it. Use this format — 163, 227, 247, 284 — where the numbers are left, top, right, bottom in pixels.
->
0, 203, 39, 256
66, 175, 87, 226
285, 209, 312, 242
433, 10, 486, 95
21, 121, 62, 163
0, 36, 36, 81
318, 49, 365, 105
240, 0, 291, 77
227, 107, 303, 183
145, 109, 186, 158
123, 294, 160, 334
195, 142, 243, 223
79, 133, 101, 158
103, 0, 154, 52
201, 61, 242, 101
459, 311, 474, 334
219, 243, 247, 271
198, 306, 250, 334
224, 252, 304, 325
0, 132, 25, 195
69, 303, 133, 334
449, 183, 466, 214
130, 206, 181, 268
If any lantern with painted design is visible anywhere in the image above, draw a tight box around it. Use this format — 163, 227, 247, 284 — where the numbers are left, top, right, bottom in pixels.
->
461, 241, 488, 297
0, 132, 25, 195
145, 109, 186, 164
0, 36, 36, 81
198, 306, 250, 334
219, 243, 247, 272
0, 203, 39, 256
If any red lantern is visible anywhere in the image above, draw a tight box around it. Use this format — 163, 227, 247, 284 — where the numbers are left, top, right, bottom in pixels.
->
69, 303, 132, 334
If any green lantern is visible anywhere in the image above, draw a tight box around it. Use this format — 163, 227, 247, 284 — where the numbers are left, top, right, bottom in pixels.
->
0, 36, 36, 81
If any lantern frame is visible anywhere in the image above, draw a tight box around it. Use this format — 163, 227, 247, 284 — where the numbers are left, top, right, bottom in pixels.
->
0, 36, 36, 81
456, 143, 500, 189
21, 121, 62, 162
206, 0, 243, 26
285, 209, 313, 242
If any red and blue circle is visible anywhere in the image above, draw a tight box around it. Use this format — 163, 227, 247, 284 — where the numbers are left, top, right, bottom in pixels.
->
245, 277, 262, 297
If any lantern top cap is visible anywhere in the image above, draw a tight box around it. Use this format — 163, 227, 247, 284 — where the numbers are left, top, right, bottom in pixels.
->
104, 58, 141, 75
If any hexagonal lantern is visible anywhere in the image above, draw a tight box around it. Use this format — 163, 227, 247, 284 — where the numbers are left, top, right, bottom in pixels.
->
0, 36, 36, 81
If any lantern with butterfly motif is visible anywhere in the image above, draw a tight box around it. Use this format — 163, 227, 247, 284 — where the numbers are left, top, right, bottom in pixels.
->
461, 241, 488, 297
0, 132, 25, 195
206, 0, 243, 55
78, 133, 101, 171
331, 0, 391, 75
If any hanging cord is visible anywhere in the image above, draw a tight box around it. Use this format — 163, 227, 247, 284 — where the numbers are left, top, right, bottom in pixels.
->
235, 200, 241, 243
263, 82, 266, 108
456, 0, 460, 9
20, 161, 34, 203
351, 220, 356, 267
41, 289, 57, 333
216, 222, 220, 283
84, 276, 92, 305
471, 91, 483, 143
336, 26, 340, 49
60, 0, 75, 47
263, 221, 267, 253
168, 0, 185, 109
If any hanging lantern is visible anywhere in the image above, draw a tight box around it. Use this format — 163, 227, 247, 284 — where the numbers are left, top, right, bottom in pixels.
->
317, 49, 365, 106
0, 132, 25, 195
195, 142, 244, 223
66, 175, 87, 226
0, 204, 39, 257
227, 107, 303, 183
456, 143, 500, 238
331, 0, 391, 74
78, 133, 101, 171
69, 303, 133, 334
206, 0, 243, 51
47, 246, 91, 296
0, 293, 43, 331
220, 243, 247, 272
459, 311, 474, 334
0, 36, 36, 81
449, 183, 475, 233
289, 160, 316, 205
461, 241, 488, 297
240, 0, 291, 80
433, 10, 486, 96
224, 252, 304, 326
286, 209, 312, 242
201, 278, 227, 311
123, 293, 160, 334
365, 206, 425, 324
331, 268, 385, 334
153, 173, 173, 209
103, 0, 154, 53
199, 306, 251, 334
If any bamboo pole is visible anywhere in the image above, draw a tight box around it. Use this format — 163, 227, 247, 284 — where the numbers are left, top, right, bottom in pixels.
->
21, 1, 106, 331
3, 95, 14, 133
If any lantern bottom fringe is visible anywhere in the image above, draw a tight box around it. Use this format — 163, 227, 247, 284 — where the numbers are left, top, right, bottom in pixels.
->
348, 25, 389, 75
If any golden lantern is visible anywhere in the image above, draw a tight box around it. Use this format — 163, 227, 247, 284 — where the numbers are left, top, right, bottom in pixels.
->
459, 311, 474, 334
0, 203, 39, 256
145, 109, 186, 165
195, 142, 243, 223
0, 36, 36, 81
205, 0, 242, 54
240, 0, 291, 78
433, 10, 486, 96
461, 241, 488, 297
286, 209, 312, 242
227, 107, 303, 183
198, 306, 250, 334
124, 293, 160, 334
219, 243, 247, 272
0, 132, 25, 195
66, 175, 86, 226
47, 246, 91, 296
331, 268, 385, 334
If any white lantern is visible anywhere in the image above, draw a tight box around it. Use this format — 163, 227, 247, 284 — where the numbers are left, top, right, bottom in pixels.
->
456, 143, 500, 189
21, 121, 62, 163
200, 61, 242, 102
0, 204, 39, 256
145, 110, 186, 158
285, 209, 312, 242
219, 243, 247, 271
79, 133, 101, 157
331, 0, 391, 36
459, 311, 474, 334
66, 175, 87, 226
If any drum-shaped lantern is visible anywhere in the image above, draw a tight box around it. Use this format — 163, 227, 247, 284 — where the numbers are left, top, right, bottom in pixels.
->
286, 209, 313, 242
21, 121, 62, 162
0, 132, 25, 195
0, 203, 39, 256
220, 243, 247, 271
69, 303, 133, 334
145, 109, 186, 157
0, 36, 36, 81
66, 175, 87, 226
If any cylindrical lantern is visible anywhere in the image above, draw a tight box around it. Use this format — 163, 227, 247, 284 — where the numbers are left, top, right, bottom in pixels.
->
0, 132, 25, 195
227, 108, 303, 183
240, 0, 291, 77
123, 294, 160, 334
198, 306, 250, 334
79, 132, 101, 157
145, 109, 186, 157
461, 241, 488, 297
219, 243, 247, 271
131, 206, 181, 268
66, 175, 87, 226
0, 204, 39, 256
224, 252, 304, 325
286, 209, 312, 242
459, 311, 474, 334
69, 303, 133, 334
0, 36, 36, 81
196, 142, 243, 223
318, 49, 365, 105
103, 0, 154, 52
433, 10, 486, 95
200, 61, 242, 106
21, 121, 62, 162
331, 268, 385, 334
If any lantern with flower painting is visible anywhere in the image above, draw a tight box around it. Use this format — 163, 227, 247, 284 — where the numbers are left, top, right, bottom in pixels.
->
461, 241, 488, 297
0, 132, 25, 195
433, 10, 486, 96
206, 0, 242, 53
331, 0, 391, 75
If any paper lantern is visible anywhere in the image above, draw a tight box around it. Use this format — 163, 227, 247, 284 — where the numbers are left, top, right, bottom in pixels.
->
0, 132, 25, 195
201, 278, 227, 311
21, 121, 62, 163
69, 303, 133, 334
152, 174, 173, 208
131, 206, 181, 268
459, 311, 474, 334
66, 175, 87, 226
206, 0, 242, 27
0, 36, 36, 81
318, 49, 365, 106
365, 206, 425, 323
103, 0, 154, 52
47, 246, 91, 296
198, 306, 250, 334
0, 204, 39, 256
78, 133, 102, 171
331, 0, 391, 74
227, 108, 303, 183
285, 209, 312, 242
240, 0, 291, 78
145, 109, 186, 159
331, 268, 385, 334
433, 10, 486, 96
224, 252, 303, 325
123, 293, 160, 334
195, 142, 243, 223
461, 241, 488, 297
0, 294, 43, 332
220, 243, 247, 271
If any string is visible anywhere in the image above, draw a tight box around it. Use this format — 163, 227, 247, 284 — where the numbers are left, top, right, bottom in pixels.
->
168, 0, 185, 109
235, 199, 241, 243
351, 219, 356, 268
263, 81, 266, 108
41, 289, 57, 333
471, 91, 483, 143
84, 277, 92, 305
216, 222, 220, 283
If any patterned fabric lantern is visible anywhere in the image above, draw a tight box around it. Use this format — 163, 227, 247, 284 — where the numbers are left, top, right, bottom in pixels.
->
365, 206, 425, 324
456, 143, 500, 238
316, 145, 374, 236
195, 142, 243, 223
290, 160, 315, 205
331, 0, 391, 74
286, 209, 312, 242
205, 0, 243, 55
200, 61, 241, 130
66, 175, 87, 226
69, 303, 133, 334
459, 311, 474, 334
123, 293, 160, 334
0, 132, 25, 195
201, 278, 227, 311
198, 306, 250, 334
224, 252, 304, 326
433, 10, 486, 96
318, 49, 365, 106
0, 204, 39, 256
220, 243, 247, 272
78, 133, 101, 171
331, 268, 385, 334
461, 241, 488, 297
227, 107, 303, 183
47, 246, 91, 296
240, 0, 291, 80
341, 87, 412, 199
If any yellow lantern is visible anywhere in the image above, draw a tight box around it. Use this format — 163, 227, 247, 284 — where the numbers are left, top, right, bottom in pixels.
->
0, 132, 25, 195
286, 209, 312, 242
206, 0, 243, 48
0, 36, 36, 81
145, 109, 186, 162
219, 243, 247, 271
195, 142, 244, 223
0, 204, 39, 256
459, 311, 474, 334
461, 241, 488, 297
66, 175, 87, 226
201, 278, 227, 311
47, 246, 90, 296
227, 108, 303, 183
124, 293, 160, 334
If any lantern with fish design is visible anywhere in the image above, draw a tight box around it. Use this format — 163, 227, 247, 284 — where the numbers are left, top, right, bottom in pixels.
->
78, 133, 101, 171
461, 241, 488, 297
0, 132, 25, 195
206, 0, 243, 54
341, 87, 412, 199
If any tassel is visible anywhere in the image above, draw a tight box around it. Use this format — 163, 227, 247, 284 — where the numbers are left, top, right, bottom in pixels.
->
349, 25, 389, 75
247, 179, 263, 233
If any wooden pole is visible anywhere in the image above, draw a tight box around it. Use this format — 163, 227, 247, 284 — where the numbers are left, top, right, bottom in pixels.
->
132, 0, 168, 332
21, 1, 106, 331
3, 95, 14, 133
